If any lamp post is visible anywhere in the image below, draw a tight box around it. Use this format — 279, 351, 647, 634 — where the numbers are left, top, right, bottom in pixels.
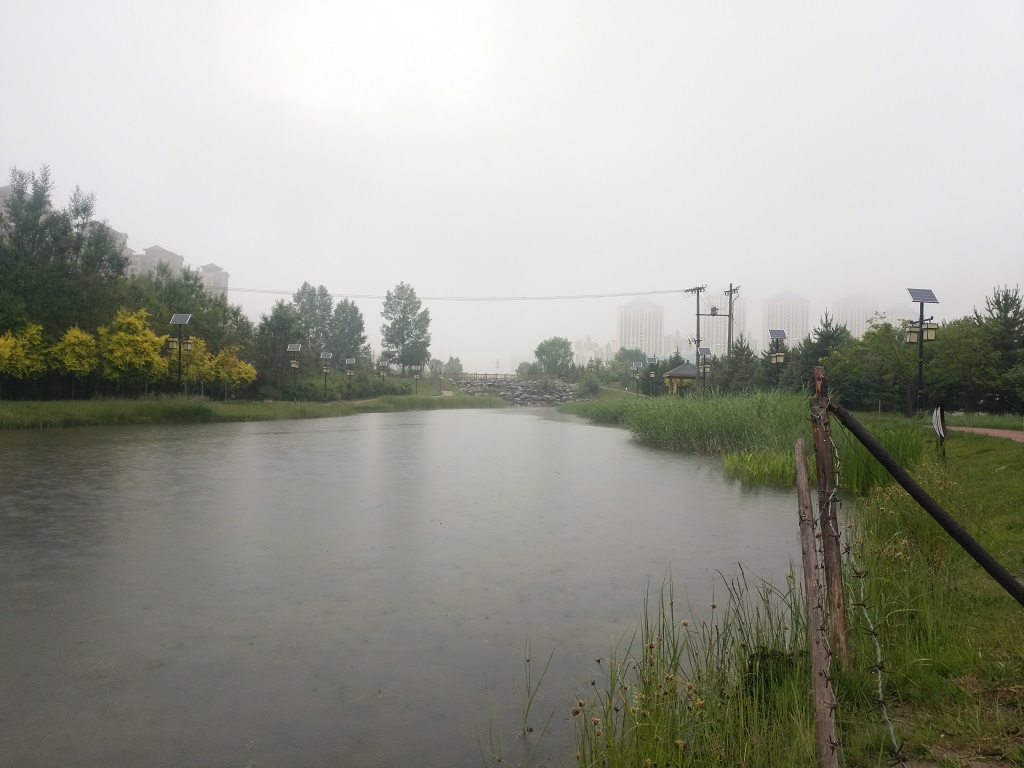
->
168, 314, 191, 394
647, 356, 658, 397
320, 352, 333, 402
411, 364, 421, 395
906, 289, 939, 411
768, 329, 787, 388
631, 361, 642, 397
345, 357, 356, 398
287, 343, 301, 401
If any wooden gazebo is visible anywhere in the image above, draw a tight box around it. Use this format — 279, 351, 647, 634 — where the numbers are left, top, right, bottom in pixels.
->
663, 361, 699, 395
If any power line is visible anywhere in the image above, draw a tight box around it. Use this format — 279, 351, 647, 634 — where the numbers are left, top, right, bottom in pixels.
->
227, 287, 688, 302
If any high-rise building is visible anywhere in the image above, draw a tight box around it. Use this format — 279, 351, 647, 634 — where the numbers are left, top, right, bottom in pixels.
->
574, 336, 611, 367
618, 299, 664, 357
138, 245, 184, 277
199, 263, 230, 298
762, 291, 810, 348
830, 295, 879, 339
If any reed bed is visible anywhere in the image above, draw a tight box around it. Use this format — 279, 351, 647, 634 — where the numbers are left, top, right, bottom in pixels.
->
573, 571, 814, 768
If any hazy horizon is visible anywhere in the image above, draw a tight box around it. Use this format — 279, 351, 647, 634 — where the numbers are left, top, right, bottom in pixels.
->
4, 1, 1022, 372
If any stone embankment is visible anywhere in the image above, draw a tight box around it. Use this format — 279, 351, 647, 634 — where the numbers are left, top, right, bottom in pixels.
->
444, 378, 578, 406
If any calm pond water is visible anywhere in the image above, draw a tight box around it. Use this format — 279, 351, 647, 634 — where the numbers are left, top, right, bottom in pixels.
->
0, 408, 801, 767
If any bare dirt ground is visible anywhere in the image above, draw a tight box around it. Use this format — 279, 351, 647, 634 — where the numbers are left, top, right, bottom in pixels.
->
948, 426, 1024, 443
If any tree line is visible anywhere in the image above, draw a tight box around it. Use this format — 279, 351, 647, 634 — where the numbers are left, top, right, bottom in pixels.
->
0, 166, 441, 400
524, 286, 1023, 414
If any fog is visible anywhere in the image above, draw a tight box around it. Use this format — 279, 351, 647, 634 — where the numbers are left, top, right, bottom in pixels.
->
4, 1, 1022, 371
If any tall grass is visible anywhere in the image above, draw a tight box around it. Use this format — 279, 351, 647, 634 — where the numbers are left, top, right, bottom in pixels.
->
574, 571, 813, 767
0, 392, 510, 429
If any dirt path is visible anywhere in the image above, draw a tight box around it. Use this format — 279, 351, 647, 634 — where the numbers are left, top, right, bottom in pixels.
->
948, 426, 1024, 443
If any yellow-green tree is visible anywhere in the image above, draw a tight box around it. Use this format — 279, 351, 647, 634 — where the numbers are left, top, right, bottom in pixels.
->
51, 326, 98, 399
213, 346, 258, 398
97, 309, 167, 393
179, 337, 216, 395
0, 324, 48, 396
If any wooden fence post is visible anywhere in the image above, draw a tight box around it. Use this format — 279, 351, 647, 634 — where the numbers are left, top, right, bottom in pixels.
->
796, 438, 840, 768
811, 366, 848, 667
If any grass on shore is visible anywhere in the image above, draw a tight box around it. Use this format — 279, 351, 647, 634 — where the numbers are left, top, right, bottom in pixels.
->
0, 393, 507, 429
556, 391, 1024, 767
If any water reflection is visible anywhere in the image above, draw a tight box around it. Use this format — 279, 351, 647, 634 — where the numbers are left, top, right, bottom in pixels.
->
0, 409, 800, 766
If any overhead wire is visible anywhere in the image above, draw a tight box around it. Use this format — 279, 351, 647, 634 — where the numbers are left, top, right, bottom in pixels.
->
226, 287, 689, 302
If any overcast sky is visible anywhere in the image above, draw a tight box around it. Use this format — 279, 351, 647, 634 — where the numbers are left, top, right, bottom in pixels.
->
4, 1, 1022, 371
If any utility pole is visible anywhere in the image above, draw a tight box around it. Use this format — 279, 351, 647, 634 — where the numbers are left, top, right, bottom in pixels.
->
683, 285, 706, 363
724, 284, 740, 356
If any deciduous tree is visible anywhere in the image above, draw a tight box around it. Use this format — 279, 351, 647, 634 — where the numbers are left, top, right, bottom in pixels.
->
97, 309, 167, 392
534, 337, 573, 378
51, 326, 98, 399
327, 298, 368, 361
380, 282, 430, 372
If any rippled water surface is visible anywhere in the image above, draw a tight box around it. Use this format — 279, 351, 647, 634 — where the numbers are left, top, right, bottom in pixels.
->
0, 409, 801, 766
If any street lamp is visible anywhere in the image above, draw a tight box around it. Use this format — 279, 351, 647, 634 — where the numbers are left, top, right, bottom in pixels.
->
698, 346, 712, 394
320, 352, 333, 402
168, 313, 191, 394
647, 356, 658, 396
768, 329, 787, 387
906, 288, 939, 411
287, 343, 301, 401
631, 361, 642, 398
411, 364, 421, 395
345, 357, 356, 398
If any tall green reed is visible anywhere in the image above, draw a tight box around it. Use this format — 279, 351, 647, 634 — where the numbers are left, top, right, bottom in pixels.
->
574, 570, 813, 767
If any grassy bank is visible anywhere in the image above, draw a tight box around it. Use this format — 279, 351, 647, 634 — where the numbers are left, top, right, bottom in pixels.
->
0, 393, 507, 429
563, 393, 929, 492
556, 394, 1023, 767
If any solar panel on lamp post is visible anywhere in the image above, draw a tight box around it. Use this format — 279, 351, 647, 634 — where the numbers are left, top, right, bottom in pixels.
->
906, 289, 939, 411
287, 343, 302, 401
411, 364, 421, 395
169, 314, 191, 394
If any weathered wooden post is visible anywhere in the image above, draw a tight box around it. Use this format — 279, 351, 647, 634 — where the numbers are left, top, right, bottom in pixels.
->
811, 366, 848, 667
796, 438, 840, 768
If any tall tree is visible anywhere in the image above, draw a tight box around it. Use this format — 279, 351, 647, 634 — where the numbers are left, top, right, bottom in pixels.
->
327, 298, 368, 361
380, 282, 430, 372
709, 335, 758, 393
826, 321, 915, 413
974, 285, 1024, 412
292, 283, 335, 358
253, 300, 303, 388
534, 337, 574, 378
0, 166, 128, 335
927, 318, 1000, 411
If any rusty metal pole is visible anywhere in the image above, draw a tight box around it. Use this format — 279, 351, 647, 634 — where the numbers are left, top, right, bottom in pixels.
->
811, 366, 848, 667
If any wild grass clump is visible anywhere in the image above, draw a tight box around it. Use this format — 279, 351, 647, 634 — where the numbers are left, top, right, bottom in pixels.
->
834, 420, 925, 494
574, 572, 812, 768
562, 398, 635, 425
722, 450, 814, 487
371, 394, 507, 411
625, 392, 810, 453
